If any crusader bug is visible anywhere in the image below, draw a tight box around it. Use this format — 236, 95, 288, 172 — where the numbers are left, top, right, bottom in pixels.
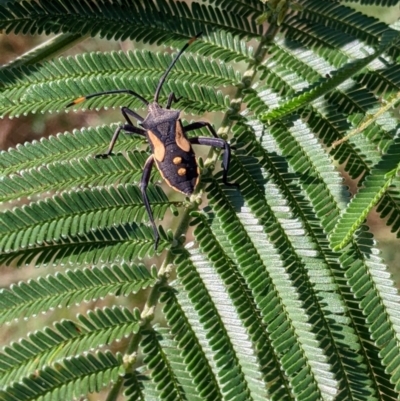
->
67, 33, 236, 249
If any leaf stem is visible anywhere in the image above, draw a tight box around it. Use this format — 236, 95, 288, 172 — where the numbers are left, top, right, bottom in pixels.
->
105, 200, 196, 401
1, 33, 87, 70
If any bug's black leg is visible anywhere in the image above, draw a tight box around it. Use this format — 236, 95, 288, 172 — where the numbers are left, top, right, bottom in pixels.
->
122, 106, 144, 124
166, 93, 182, 109
186, 121, 238, 187
140, 155, 160, 250
190, 136, 238, 188
97, 107, 145, 158
95, 124, 146, 158
184, 121, 219, 138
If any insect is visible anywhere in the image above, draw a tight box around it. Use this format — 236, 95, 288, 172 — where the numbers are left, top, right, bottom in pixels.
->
67, 33, 236, 249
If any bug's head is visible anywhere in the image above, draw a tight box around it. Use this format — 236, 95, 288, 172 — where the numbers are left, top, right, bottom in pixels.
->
153, 32, 202, 105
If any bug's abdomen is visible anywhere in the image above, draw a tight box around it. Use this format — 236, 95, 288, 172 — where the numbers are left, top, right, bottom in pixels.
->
155, 143, 199, 195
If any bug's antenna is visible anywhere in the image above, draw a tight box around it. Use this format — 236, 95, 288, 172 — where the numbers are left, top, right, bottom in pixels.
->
154, 32, 202, 103
66, 89, 149, 108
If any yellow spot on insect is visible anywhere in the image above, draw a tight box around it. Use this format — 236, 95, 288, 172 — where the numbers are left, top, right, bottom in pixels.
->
178, 168, 186, 176
73, 96, 86, 104
175, 122, 191, 152
173, 157, 182, 165
148, 130, 166, 162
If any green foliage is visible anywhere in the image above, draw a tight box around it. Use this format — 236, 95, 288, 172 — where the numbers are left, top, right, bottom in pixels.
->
0, 351, 124, 401
1, 0, 400, 400
0, 50, 240, 117
1, 306, 139, 389
331, 135, 400, 250
0, 263, 157, 324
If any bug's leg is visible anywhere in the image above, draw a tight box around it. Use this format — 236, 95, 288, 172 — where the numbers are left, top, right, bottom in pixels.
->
166, 93, 182, 109
184, 121, 219, 138
95, 124, 146, 158
122, 106, 144, 124
140, 155, 160, 250
96, 106, 145, 158
186, 121, 238, 187
190, 136, 238, 188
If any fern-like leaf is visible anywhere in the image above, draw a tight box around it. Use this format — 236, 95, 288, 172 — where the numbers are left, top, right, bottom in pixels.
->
0, 184, 174, 250
160, 288, 224, 400
376, 176, 400, 238
0, 151, 152, 202
261, 31, 400, 123
0, 351, 124, 401
0, 0, 262, 42
330, 133, 400, 250
0, 306, 139, 388
0, 125, 144, 176
0, 222, 171, 266
0, 263, 156, 324
0, 51, 240, 118
169, 249, 255, 401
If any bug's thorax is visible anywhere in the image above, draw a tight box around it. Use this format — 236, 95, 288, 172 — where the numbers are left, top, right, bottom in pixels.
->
141, 102, 192, 158
141, 102, 180, 134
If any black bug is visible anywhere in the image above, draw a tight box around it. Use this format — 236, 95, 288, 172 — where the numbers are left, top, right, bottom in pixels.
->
67, 33, 236, 249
